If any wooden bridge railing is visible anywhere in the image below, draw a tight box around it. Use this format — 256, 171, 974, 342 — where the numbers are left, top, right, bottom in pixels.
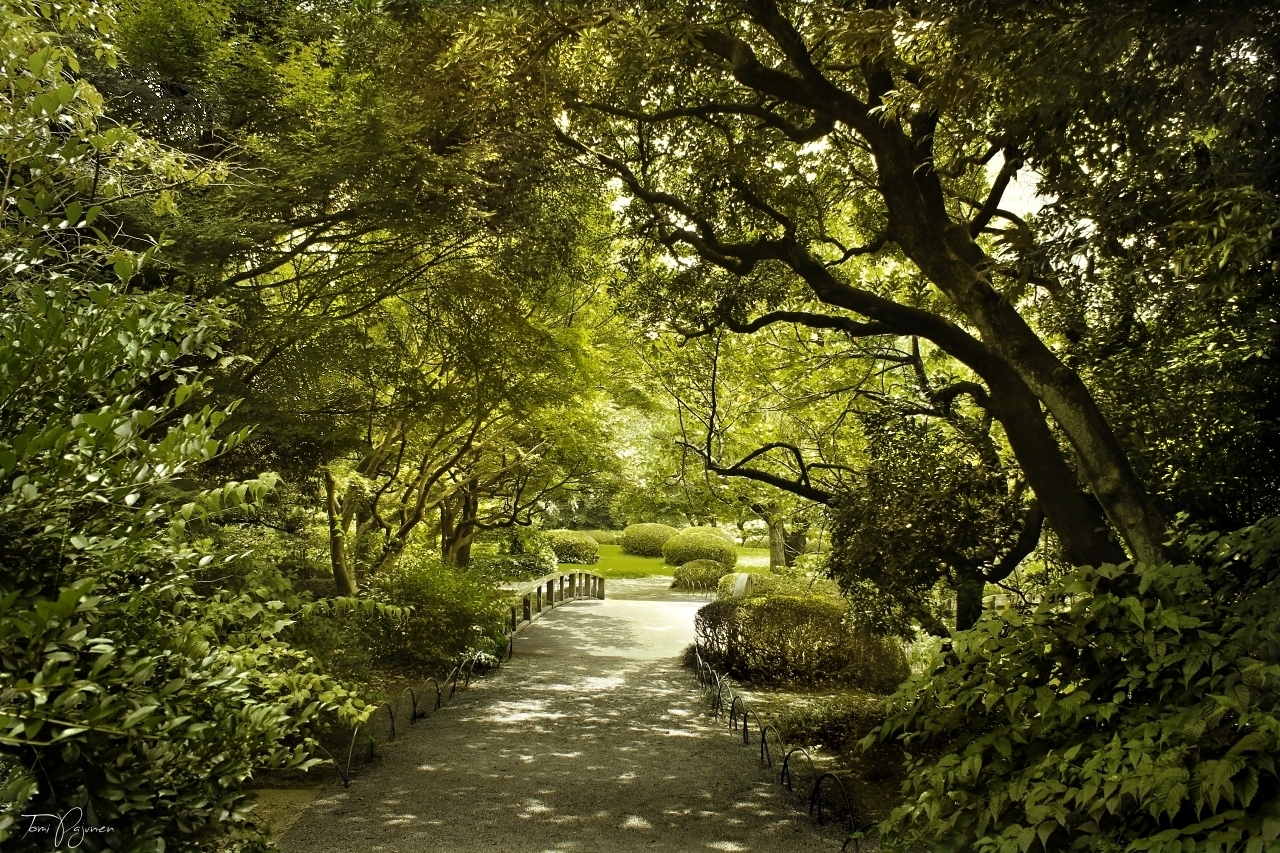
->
501, 569, 605, 644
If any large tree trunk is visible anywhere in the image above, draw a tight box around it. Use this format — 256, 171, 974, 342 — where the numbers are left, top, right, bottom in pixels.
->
955, 575, 986, 632
767, 517, 787, 571
713, 4, 1167, 564
783, 248, 1128, 569
323, 470, 358, 596
440, 485, 479, 568
783, 523, 808, 567
837, 60, 1166, 563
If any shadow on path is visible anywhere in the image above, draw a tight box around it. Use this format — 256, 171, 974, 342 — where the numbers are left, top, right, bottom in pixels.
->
279, 579, 844, 852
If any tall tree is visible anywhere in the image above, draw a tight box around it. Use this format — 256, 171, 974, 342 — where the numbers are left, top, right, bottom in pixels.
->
550, 0, 1279, 571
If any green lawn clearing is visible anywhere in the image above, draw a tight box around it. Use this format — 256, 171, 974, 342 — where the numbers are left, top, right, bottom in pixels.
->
560, 544, 775, 578
576, 543, 671, 578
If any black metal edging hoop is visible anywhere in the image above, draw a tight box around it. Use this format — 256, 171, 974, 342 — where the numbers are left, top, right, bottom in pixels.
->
423, 677, 442, 712
743, 708, 765, 746
781, 746, 816, 793
810, 772, 858, 843
728, 695, 745, 732
760, 724, 784, 768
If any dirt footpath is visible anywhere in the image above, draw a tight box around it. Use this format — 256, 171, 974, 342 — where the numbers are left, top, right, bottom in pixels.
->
277, 578, 845, 853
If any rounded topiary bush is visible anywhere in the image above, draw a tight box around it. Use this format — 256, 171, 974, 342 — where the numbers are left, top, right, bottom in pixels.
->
546, 529, 600, 564
663, 530, 738, 568
684, 525, 736, 542
695, 596, 908, 691
672, 559, 733, 589
620, 522, 679, 556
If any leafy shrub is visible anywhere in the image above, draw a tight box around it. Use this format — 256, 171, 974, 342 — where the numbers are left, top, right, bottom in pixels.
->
696, 597, 908, 691
873, 517, 1280, 853
363, 559, 507, 667
672, 559, 733, 589
580, 529, 620, 545
685, 525, 737, 542
469, 550, 557, 582
743, 533, 771, 549
620, 522, 679, 556
663, 531, 739, 567
546, 529, 600, 564
507, 526, 550, 556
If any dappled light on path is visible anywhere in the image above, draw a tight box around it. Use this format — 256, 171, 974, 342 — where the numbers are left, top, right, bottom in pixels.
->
280, 579, 843, 852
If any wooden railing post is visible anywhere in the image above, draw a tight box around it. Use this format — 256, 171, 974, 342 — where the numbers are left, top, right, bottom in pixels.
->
523, 594, 531, 622
598, 576, 605, 599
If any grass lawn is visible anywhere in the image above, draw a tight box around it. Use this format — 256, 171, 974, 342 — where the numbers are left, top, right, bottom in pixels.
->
575, 544, 670, 578
562, 543, 777, 578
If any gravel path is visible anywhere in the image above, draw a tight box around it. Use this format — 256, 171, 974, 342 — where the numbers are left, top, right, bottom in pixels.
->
278, 578, 846, 853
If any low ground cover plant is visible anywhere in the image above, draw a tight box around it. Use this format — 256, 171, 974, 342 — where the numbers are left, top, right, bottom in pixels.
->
775, 693, 910, 825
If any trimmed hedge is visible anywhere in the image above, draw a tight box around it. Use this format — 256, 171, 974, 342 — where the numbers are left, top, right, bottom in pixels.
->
684, 525, 736, 542
695, 596, 908, 692
620, 522, 679, 556
546, 530, 600, 564
579, 529, 620, 546
672, 559, 733, 589
663, 530, 738, 568
716, 570, 840, 600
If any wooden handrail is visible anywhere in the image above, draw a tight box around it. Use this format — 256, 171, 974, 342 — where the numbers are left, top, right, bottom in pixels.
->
500, 568, 605, 647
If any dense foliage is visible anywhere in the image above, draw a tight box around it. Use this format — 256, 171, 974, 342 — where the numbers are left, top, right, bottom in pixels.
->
0, 275, 335, 852
663, 530, 739, 568
872, 518, 1280, 853
620, 522, 680, 556
361, 559, 507, 668
0, 6, 358, 848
